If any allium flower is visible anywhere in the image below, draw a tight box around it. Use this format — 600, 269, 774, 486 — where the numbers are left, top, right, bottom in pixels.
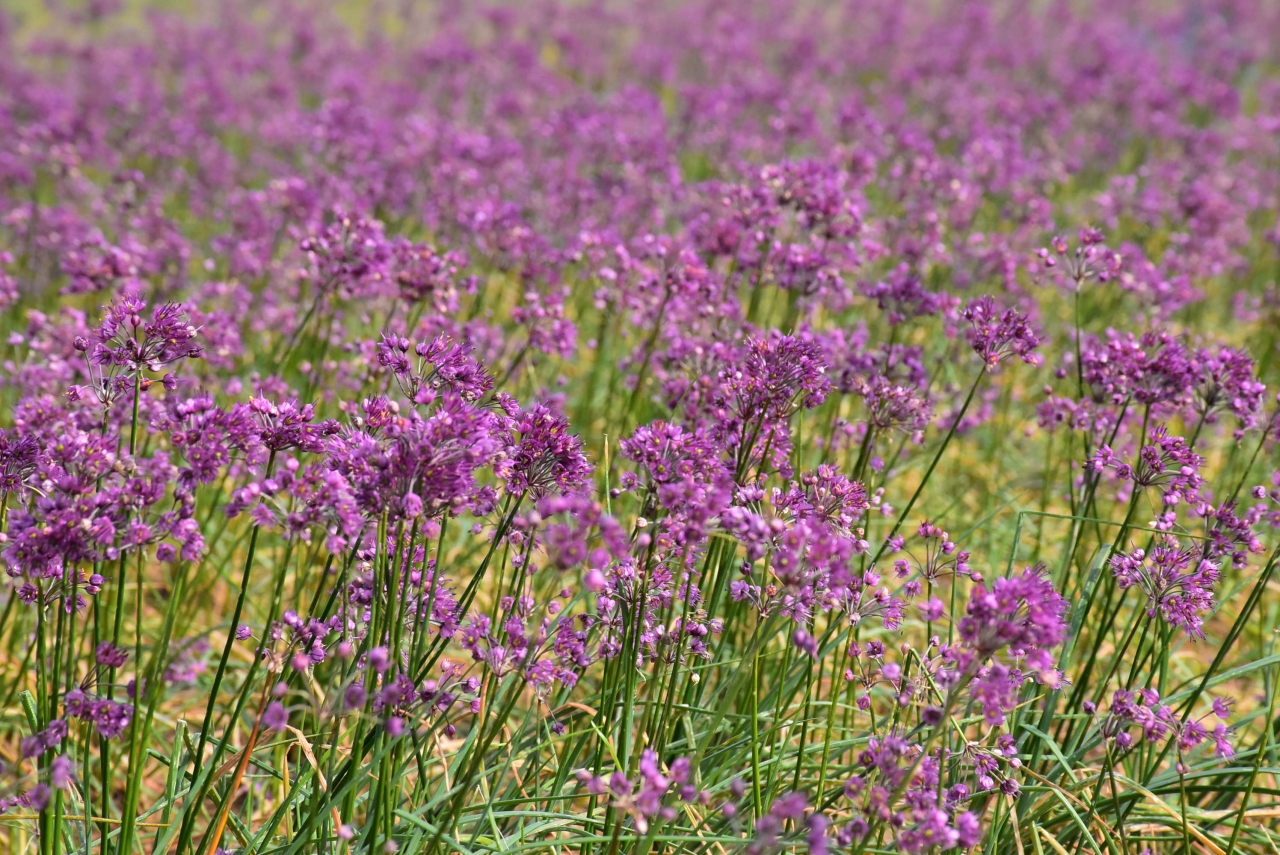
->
281, 463, 363, 551
64, 690, 133, 739
392, 239, 468, 313
158, 394, 259, 495
1103, 688, 1234, 759
861, 265, 957, 326
503, 402, 591, 499
748, 791, 812, 855
0, 6, 1276, 851
574, 751, 716, 835
60, 233, 143, 295
377, 333, 493, 404
1197, 501, 1262, 569
1087, 426, 1202, 504
775, 240, 838, 297
328, 394, 505, 519
95, 642, 129, 668
952, 565, 1067, 724
619, 420, 734, 546
775, 465, 869, 535
262, 701, 289, 731
87, 299, 201, 371
74, 299, 201, 411
857, 375, 932, 434
50, 755, 73, 789
1036, 227, 1122, 289
1191, 346, 1266, 431
896, 808, 960, 852
3, 434, 124, 574
537, 493, 627, 570
958, 566, 1067, 659
1110, 537, 1218, 638
0, 251, 19, 308
21, 721, 68, 759
249, 398, 340, 453
298, 209, 393, 299
0, 429, 40, 495
1080, 331, 1194, 410
729, 334, 832, 421
960, 297, 1040, 367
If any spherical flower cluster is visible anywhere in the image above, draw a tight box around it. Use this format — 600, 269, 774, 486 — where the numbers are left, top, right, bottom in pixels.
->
1087, 426, 1203, 505
1110, 538, 1219, 638
1100, 688, 1235, 760
960, 297, 1041, 368
957, 566, 1068, 660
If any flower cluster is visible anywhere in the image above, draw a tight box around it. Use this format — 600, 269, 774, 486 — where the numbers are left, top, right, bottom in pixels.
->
1110, 538, 1219, 638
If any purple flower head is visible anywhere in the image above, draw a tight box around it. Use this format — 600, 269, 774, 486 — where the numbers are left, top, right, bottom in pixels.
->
1111, 537, 1218, 639
1037, 227, 1122, 289
248, 398, 339, 454
729, 333, 832, 421
1102, 688, 1230, 758
1191, 346, 1266, 430
505, 403, 592, 499
92, 700, 133, 739
378, 333, 494, 405
776, 465, 869, 534
51, 754, 74, 789
961, 297, 1040, 368
328, 394, 504, 519
92, 300, 202, 371
861, 265, 956, 326
21, 721, 68, 759
1081, 331, 1195, 410
792, 629, 818, 658
298, 209, 393, 300
623, 420, 734, 528
1087, 426, 1203, 504
959, 565, 1067, 660
262, 701, 289, 731
858, 375, 932, 434
0, 429, 40, 496
78, 300, 201, 411
95, 641, 129, 668
392, 240, 467, 313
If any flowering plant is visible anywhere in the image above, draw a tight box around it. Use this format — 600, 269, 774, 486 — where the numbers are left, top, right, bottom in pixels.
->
0, 2, 1277, 854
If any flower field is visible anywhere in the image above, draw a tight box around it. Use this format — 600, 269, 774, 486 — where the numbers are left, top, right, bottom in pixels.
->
1, 1, 1280, 853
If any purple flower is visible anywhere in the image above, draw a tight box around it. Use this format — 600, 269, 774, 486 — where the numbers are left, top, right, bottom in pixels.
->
327, 394, 505, 519
1191, 346, 1266, 430
249, 398, 339, 454
95, 642, 129, 668
958, 566, 1067, 658
51, 755, 74, 789
1081, 331, 1195, 410
262, 701, 289, 731
0, 429, 40, 495
1111, 537, 1218, 638
961, 297, 1040, 368
298, 209, 393, 300
93, 700, 134, 739
91, 300, 202, 371
378, 333, 494, 404
1087, 426, 1203, 505
1036, 227, 1122, 289
792, 629, 818, 658
504, 403, 592, 499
